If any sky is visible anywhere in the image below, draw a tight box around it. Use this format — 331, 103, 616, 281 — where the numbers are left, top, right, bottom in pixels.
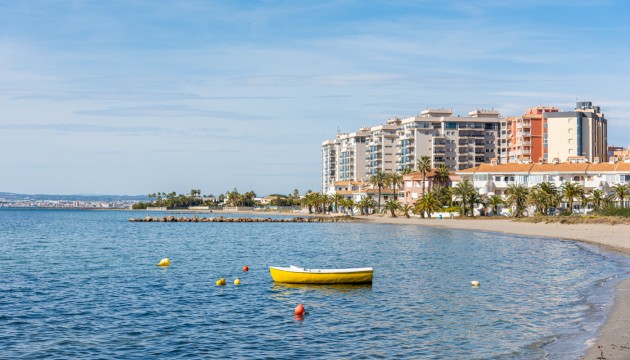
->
1, 0, 629, 196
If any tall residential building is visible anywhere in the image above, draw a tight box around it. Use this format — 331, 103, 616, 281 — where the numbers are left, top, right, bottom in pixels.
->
545, 101, 607, 163
365, 118, 400, 177
321, 139, 337, 193
336, 129, 369, 183
500, 106, 559, 164
397, 109, 501, 171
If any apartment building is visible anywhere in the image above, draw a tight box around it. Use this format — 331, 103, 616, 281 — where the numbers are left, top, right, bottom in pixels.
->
500, 106, 559, 164
322, 108, 502, 191
607, 145, 630, 159
457, 159, 630, 199
336, 129, 369, 183
545, 101, 607, 163
365, 118, 400, 177
321, 139, 337, 193
397, 109, 501, 172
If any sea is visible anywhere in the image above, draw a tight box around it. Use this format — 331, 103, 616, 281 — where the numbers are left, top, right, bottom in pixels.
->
1, 208, 629, 359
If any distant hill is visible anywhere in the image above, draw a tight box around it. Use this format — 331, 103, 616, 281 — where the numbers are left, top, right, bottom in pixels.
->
0, 192, 148, 202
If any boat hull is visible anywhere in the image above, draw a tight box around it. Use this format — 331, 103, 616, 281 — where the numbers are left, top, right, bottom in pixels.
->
269, 266, 373, 284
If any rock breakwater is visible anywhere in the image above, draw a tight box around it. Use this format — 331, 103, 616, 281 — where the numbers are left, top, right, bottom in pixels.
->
129, 215, 355, 223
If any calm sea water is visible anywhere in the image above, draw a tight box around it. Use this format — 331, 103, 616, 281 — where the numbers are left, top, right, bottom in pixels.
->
1, 209, 629, 359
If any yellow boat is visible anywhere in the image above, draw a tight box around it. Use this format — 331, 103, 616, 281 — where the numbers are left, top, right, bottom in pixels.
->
269, 265, 373, 284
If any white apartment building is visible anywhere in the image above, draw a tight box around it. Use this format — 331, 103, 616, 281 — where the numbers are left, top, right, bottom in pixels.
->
397, 109, 501, 172
336, 129, 369, 183
365, 118, 400, 177
545, 101, 607, 163
321, 139, 337, 193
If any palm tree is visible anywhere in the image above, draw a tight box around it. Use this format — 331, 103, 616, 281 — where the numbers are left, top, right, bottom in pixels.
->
452, 179, 476, 216
416, 156, 432, 195
401, 167, 413, 175
369, 170, 387, 212
358, 196, 377, 215
413, 191, 442, 218
383, 199, 399, 217
331, 193, 343, 213
612, 183, 630, 208
487, 194, 503, 216
399, 204, 413, 218
433, 164, 451, 189
590, 189, 606, 211
561, 182, 584, 214
468, 192, 486, 217
528, 187, 547, 215
387, 172, 403, 200
301, 192, 320, 214
529, 182, 559, 215
340, 197, 356, 215
506, 184, 529, 217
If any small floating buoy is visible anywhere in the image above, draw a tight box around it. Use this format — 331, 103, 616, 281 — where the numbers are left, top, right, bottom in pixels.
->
471, 280, 480, 287
157, 258, 170, 267
294, 304, 305, 316
216, 278, 226, 286
234, 278, 241, 285
243, 265, 249, 272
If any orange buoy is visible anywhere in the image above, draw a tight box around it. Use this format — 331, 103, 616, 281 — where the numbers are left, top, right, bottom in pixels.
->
243, 265, 249, 272
294, 304, 305, 316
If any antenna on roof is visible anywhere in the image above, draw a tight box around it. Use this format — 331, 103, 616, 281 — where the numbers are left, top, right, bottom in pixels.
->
337, 126, 340, 135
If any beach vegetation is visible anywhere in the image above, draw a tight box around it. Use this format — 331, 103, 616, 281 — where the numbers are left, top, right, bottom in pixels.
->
383, 199, 399, 217
589, 189, 606, 211
369, 170, 387, 213
561, 182, 584, 214
340, 197, 356, 215
358, 196, 377, 215
331, 193, 343, 213
612, 183, 630, 208
506, 183, 529, 217
452, 179, 476, 216
486, 194, 503, 215
133, 189, 215, 209
413, 191, 442, 218
416, 156, 432, 195
399, 204, 413, 218
595, 207, 630, 217
433, 164, 451, 189
386, 172, 403, 200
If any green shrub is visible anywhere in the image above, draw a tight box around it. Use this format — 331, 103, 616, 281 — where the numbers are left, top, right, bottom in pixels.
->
595, 207, 630, 217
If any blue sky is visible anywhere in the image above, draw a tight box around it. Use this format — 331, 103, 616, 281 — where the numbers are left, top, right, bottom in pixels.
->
1, 0, 629, 196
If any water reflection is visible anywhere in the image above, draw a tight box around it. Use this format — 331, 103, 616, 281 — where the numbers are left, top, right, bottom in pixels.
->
271, 282, 372, 295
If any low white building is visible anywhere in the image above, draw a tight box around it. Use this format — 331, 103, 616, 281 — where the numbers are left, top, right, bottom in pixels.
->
456, 158, 630, 213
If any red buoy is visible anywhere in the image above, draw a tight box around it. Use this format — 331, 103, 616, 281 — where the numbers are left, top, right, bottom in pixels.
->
243, 265, 249, 272
294, 304, 305, 316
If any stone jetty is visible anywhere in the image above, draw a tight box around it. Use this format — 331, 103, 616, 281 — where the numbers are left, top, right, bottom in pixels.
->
129, 215, 356, 223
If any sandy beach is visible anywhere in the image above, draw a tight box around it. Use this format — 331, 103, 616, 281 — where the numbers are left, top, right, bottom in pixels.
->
353, 214, 630, 359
